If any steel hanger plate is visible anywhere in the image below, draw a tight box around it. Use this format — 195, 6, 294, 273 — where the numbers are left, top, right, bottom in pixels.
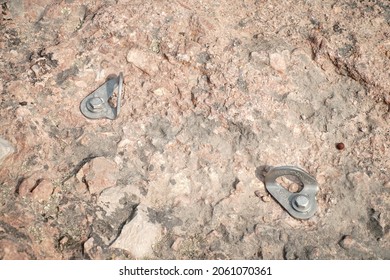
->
80, 73, 123, 120
265, 166, 319, 219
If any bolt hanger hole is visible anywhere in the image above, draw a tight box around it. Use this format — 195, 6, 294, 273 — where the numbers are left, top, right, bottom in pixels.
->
275, 175, 303, 193
108, 88, 118, 108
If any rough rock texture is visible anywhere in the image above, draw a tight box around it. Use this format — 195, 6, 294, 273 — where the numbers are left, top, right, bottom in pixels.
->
0, 0, 389, 259
111, 205, 162, 259
0, 138, 14, 165
76, 157, 118, 195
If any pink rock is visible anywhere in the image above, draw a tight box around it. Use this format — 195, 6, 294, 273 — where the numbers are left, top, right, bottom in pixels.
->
81, 157, 118, 195
269, 53, 287, 73
0, 240, 31, 260
31, 180, 54, 201
111, 205, 162, 259
126, 49, 161, 75
18, 174, 41, 197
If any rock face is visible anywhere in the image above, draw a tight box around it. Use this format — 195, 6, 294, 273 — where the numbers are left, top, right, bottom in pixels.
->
0, 138, 14, 165
126, 49, 161, 75
0, 0, 389, 260
111, 205, 162, 259
30, 179, 54, 201
77, 157, 118, 195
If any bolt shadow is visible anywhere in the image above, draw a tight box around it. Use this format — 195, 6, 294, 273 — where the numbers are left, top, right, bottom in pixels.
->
106, 73, 118, 81
255, 165, 272, 184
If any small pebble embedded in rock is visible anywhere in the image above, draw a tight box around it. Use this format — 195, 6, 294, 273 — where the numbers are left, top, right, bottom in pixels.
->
336, 143, 345, 150
339, 235, 356, 250
261, 195, 271, 202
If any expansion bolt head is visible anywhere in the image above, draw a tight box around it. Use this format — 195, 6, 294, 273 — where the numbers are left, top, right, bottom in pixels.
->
293, 195, 310, 212
87, 97, 105, 112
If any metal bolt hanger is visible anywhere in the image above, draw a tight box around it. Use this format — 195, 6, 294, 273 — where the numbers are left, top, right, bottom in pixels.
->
265, 166, 319, 220
80, 73, 123, 120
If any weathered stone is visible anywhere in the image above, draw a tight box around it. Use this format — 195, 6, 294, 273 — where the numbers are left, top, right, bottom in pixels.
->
78, 157, 118, 195
0, 239, 31, 260
153, 87, 170, 96
261, 195, 271, 202
18, 174, 42, 196
31, 179, 54, 201
339, 235, 356, 250
126, 49, 161, 75
250, 51, 269, 69
1, 0, 390, 261
7, 0, 24, 18
254, 190, 262, 198
269, 53, 287, 73
83, 237, 94, 253
288, 183, 301, 193
171, 237, 184, 251
347, 172, 370, 191
0, 138, 14, 165
97, 185, 140, 216
111, 205, 162, 259
83, 237, 104, 259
